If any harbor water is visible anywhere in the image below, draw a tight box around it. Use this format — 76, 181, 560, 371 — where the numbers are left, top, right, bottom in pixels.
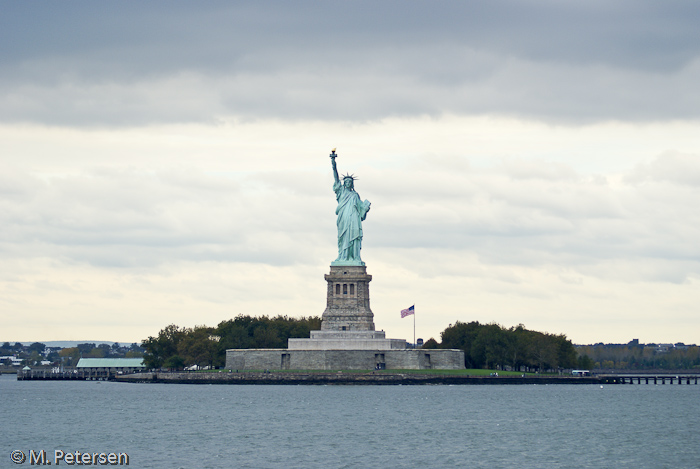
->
2, 374, 698, 468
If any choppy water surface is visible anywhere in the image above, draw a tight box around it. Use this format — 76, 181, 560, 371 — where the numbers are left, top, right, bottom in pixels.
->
2, 374, 699, 468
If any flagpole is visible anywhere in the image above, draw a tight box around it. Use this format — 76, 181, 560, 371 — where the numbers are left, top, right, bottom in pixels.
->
413, 304, 416, 348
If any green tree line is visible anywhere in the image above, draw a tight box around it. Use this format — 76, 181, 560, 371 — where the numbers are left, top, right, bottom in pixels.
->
141, 315, 321, 369
423, 321, 579, 372
576, 343, 700, 370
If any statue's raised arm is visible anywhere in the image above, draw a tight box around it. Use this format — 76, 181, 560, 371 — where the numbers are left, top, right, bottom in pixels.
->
329, 149, 370, 266
330, 149, 340, 184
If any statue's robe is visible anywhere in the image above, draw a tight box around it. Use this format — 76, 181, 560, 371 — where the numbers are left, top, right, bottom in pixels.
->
333, 181, 370, 263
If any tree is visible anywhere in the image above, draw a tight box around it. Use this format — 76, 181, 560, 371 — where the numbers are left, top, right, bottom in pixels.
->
471, 324, 510, 370
142, 324, 186, 369
178, 326, 220, 369
163, 355, 185, 370
529, 333, 558, 371
553, 334, 577, 369
28, 342, 46, 354
253, 324, 282, 348
59, 347, 81, 366
130, 343, 143, 352
577, 354, 595, 370
435, 321, 578, 372
77, 343, 96, 355
28, 351, 43, 366
86, 348, 102, 358
441, 321, 482, 368
508, 325, 531, 371
421, 338, 439, 349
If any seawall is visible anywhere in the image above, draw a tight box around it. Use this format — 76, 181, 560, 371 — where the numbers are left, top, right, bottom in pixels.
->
115, 371, 608, 385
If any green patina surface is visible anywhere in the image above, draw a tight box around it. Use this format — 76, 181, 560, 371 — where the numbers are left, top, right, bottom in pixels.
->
329, 150, 370, 266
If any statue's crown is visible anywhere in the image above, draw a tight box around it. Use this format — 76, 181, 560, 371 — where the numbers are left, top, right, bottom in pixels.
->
342, 173, 357, 181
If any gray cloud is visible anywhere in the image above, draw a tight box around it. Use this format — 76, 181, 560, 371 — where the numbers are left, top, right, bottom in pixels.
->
2, 1, 700, 125
367, 155, 700, 282
626, 152, 700, 185
2, 154, 698, 282
0, 166, 333, 268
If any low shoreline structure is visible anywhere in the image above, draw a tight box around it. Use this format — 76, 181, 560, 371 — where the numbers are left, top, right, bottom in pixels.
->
115, 371, 610, 385
16, 370, 699, 385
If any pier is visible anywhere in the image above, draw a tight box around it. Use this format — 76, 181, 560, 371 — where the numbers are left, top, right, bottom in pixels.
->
598, 374, 699, 385
17, 369, 114, 381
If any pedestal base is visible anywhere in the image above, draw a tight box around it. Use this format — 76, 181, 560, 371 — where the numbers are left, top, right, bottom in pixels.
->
225, 348, 466, 370
288, 330, 407, 350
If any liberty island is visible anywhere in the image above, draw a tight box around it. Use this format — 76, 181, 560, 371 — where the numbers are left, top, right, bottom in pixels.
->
225, 150, 464, 370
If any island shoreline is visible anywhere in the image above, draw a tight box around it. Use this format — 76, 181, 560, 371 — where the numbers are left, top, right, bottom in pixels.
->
114, 371, 611, 385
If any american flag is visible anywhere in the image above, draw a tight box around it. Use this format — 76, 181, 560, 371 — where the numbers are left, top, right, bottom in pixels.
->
400, 305, 415, 318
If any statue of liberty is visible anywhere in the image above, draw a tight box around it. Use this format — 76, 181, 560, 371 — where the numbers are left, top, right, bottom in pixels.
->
329, 150, 371, 266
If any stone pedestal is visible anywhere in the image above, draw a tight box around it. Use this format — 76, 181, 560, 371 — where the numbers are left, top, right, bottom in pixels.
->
288, 265, 408, 351
321, 265, 374, 331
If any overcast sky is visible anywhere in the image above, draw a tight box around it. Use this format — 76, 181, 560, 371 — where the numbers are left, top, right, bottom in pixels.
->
2, 1, 699, 345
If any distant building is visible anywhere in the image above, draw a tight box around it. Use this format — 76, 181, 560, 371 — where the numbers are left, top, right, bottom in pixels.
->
656, 344, 674, 353
76, 358, 145, 374
1, 356, 23, 367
